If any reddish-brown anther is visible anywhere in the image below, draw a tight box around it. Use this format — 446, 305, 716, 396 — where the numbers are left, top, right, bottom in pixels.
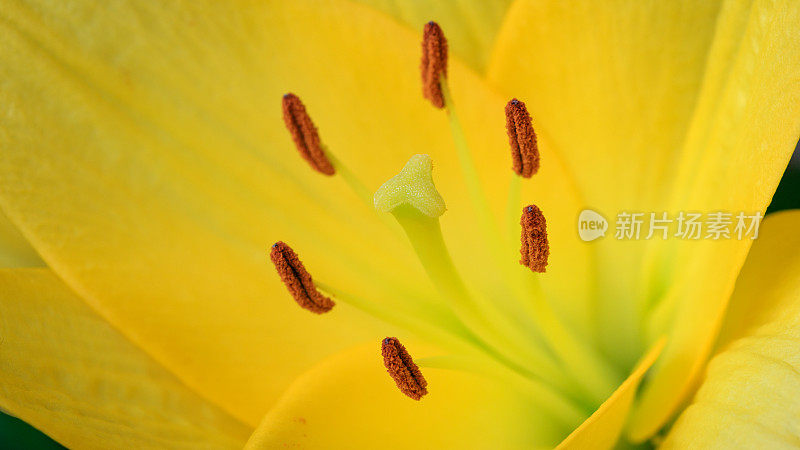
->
270, 241, 335, 313
520, 205, 549, 273
381, 337, 428, 400
505, 99, 540, 177
281, 93, 335, 175
420, 21, 448, 109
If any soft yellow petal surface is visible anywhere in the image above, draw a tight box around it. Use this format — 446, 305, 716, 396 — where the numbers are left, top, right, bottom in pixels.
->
0, 0, 590, 424
349, 0, 515, 73
0, 268, 251, 449
0, 206, 43, 268
556, 339, 664, 450
661, 210, 800, 448
245, 343, 575, 449
630, 0, 800, 438
715, 211, 800, 351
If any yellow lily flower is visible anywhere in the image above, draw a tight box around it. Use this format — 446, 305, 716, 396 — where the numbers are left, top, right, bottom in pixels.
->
1, 0, 799, 448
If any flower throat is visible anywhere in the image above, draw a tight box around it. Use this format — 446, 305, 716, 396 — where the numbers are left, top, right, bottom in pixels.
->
269, 21, 622, 424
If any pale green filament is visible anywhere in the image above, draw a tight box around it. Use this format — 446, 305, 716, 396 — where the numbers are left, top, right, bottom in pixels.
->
505, 174, 522, 246
440, 80, 543, 334
501, 179, 619, 401
441, 80, 620, 404
440, 77, 503, 248
516, 272, 621, 404
316, 280, 480, 357
389, 203, 572, 393
417, 354, 587, 428
324, 147, 400, 233
324, 149, 373, 207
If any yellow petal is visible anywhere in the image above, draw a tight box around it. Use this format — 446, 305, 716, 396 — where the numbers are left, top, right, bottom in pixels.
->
0, 207, 43, 268
245, 343, 577, 449
0, 268, 251, 448
348, 0, 515, 73
629, 0, 800, 438
661, 210, 800, 448
0, 0, 591, 425
715, 211, 800, 350
556, 339, 664, 450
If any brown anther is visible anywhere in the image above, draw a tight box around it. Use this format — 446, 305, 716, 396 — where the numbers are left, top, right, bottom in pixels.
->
270, 241, 335, 313
381, 337, 428, 400
505, 99, 540, 177
420, 21, 448, 109
281, 93, 335, 175
520, 205, 549, 273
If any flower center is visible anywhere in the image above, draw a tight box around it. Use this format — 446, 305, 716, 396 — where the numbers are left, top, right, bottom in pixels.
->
269, 21, 623, 426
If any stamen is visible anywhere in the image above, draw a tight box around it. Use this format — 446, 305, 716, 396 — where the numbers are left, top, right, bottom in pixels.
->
381, 337, 428, 400
505, 99, 539, 178
270, 241, 335, 313
516, 206, 623, 404
420, 21, 448, 109
281, 93, 335, 175
520, 205, 549, 273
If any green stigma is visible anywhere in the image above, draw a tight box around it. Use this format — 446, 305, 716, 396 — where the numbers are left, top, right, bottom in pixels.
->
373, 154, 446, 218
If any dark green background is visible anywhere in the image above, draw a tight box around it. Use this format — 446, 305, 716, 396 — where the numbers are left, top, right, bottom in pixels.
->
2, 144, 799, 448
